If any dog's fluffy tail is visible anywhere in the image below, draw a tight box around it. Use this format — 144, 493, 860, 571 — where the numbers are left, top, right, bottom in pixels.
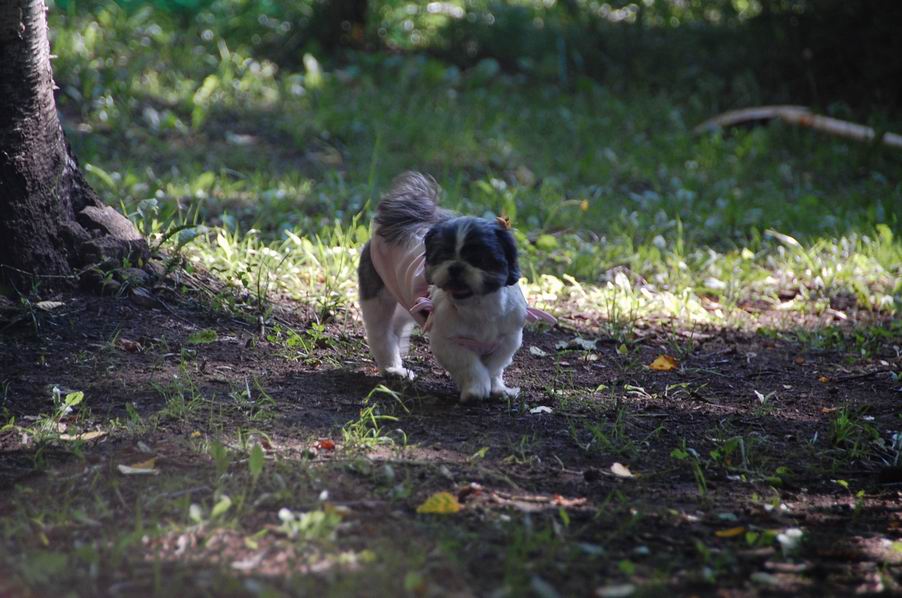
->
374, 171, 443, 244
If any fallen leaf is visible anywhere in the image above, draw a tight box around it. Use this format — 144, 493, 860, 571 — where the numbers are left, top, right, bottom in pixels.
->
529, 346, 549, 358
231, 552, 264, 571
59, 430, 106, 442
118, 458, 158, 475
793, 355, 805, 365
818, 375, 830, 383
556, 337, 597, 351
571, 337, 597, 351
715, 526, 746, 538
596, 583, 635, 597
35, 301, 64, 311
416, 491, 461, 515
118, 338, 143, 353
315, 438, 336, 451
649, 354, 679, 371
777, 527, 804, 556
458, 483, 484, 502
610, 462, 634, 478
191, 430, 202, 438
552, 495, 587, 507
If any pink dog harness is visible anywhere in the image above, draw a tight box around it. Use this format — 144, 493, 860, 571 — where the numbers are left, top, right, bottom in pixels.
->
369, 233, 556, 354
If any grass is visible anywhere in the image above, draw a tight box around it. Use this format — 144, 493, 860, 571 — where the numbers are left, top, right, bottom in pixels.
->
1, 1, 900, 596
45, 1, 900, 333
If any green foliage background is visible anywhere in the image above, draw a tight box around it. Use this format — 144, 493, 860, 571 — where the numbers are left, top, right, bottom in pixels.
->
46, 0, 901, 314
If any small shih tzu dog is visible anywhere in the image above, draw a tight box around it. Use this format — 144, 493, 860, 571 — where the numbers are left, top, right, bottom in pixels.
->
358, 172, 555, 402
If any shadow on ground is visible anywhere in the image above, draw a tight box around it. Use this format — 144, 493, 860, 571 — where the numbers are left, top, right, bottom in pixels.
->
0, 291, 899, 595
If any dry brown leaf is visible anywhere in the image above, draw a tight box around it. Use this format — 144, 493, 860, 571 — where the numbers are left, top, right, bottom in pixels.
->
649, 354, 679, 371
118, 338, 143, 353
552, 495, 587, 507
315, 438, 336, 451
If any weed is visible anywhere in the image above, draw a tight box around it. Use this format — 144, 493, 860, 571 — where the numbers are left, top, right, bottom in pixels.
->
671, 441, 708, 497
277, 507, 342, 543
341, 403, 400, 450
829, 407, 882, 465
229, 376, 277, 421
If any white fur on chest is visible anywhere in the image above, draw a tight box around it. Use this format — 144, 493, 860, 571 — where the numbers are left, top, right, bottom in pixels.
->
429, 284, 527, 343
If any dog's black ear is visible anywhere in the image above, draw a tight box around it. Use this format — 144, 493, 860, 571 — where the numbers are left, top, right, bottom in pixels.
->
423, 227, 439, 261
495, 226, 520, 285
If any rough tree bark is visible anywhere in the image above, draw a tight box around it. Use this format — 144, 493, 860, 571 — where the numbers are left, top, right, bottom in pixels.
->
0, 0, 147, 292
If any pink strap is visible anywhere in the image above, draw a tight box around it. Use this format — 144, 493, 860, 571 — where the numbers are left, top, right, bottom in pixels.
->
526, 307, 557, 325
410, 296, 434, 331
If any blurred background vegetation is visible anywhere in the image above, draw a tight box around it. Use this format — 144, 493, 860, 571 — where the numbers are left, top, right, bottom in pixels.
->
47, 0, 900, 319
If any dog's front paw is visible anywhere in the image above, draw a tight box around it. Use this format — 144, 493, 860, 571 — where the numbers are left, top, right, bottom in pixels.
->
490, 384, 520, 399
382, 366, 416, 381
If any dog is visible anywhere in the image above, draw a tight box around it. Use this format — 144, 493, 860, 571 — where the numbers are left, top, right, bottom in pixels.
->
358, 172, 554, 402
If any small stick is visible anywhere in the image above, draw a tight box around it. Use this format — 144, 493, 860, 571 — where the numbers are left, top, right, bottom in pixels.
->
694, 105, 902, 149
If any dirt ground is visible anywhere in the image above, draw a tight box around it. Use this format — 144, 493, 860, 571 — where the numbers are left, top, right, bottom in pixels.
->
0, 287, 900, 596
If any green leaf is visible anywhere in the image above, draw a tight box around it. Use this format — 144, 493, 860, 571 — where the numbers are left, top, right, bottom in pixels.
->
249, 443, 264, 481
187, 329, 218, 345
211, 495, 232, 519
84, 163, 116, 190
536, 234, 558, 250
617, 559, 636, 576
64, 391, 85, 408
209, 441, 230, 476
189, 503, 203, 524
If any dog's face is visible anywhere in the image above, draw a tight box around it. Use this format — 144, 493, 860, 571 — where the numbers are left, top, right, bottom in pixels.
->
423, 217, 520, 300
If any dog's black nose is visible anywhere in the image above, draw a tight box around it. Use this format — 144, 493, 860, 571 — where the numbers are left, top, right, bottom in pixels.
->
448, 263, 464, 278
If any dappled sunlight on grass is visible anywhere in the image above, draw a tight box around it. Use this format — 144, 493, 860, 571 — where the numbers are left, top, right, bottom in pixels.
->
170, 221, 898, 333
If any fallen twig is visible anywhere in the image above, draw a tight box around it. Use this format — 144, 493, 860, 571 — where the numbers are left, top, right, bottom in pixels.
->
695, 105, 902, 149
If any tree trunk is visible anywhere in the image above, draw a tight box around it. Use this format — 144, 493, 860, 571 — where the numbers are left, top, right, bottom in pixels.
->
0, 0, 147, 292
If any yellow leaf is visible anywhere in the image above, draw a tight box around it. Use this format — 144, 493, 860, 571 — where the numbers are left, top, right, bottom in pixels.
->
715, 526, 746, 538
117, 458, 159, 475
416, 492, 461, 515
649, 354, 679, 371
191, 430, 202, 438
818, 376, 830, 384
